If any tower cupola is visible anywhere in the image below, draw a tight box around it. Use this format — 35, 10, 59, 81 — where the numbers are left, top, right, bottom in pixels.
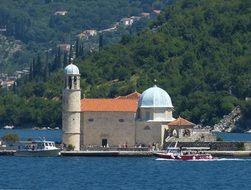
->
64, 63, 80, 90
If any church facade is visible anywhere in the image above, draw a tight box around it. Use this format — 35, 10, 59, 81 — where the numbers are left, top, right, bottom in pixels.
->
62, 63, 215, 151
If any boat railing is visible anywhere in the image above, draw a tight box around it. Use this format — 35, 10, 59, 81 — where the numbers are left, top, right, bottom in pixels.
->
181, 147, 211, 150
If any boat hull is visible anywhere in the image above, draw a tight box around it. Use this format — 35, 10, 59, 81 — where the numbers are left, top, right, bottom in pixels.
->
155, 153, 215, 161
15, 149, 60, 157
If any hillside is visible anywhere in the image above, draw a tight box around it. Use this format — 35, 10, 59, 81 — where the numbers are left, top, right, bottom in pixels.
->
77, 0, 251, 127
0, 0, 250, 130
0, 0, 167, 72
0, 34, 23, 71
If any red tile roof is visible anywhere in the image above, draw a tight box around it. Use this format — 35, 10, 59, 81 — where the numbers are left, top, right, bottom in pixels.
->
115, 91, 141, 100
81, 99, 138, 112
168, 117, 195, 127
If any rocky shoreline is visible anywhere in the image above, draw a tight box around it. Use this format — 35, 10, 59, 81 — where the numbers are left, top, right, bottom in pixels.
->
213, 106, 241, 132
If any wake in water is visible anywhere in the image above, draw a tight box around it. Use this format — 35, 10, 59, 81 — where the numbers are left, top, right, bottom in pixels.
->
216, 158, 251, 161
156, 158, 251, 161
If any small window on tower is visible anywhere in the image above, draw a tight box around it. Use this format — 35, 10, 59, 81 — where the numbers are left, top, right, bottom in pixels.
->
88, 118, 94, 122
119, 119, 124, 122
68, 77, 72, 89
74, 76, 77, 88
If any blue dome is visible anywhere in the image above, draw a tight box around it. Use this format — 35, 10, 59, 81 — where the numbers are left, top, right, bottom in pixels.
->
64, 64, 79, 75
139, 85, 173, 108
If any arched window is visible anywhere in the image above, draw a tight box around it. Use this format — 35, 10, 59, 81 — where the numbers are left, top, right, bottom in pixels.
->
119, 119, 124, 122
68, 77, 72, 89
88, 118, 94, 122
144, 126, 151, 130
183, 129, 190, 137
74, 76, 77, 88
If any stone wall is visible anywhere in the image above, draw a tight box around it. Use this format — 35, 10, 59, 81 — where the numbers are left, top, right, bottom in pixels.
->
81, 111, 136, 147
135, 121, 164, 146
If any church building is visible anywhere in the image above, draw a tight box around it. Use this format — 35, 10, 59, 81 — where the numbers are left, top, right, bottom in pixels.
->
62, 63, 215, 151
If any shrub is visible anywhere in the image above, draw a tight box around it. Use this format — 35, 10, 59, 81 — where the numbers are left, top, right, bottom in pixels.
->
67, 144, 75, 151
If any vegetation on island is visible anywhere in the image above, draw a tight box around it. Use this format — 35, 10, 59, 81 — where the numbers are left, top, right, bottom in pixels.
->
0, 0, 250, 131
2, 134, 20, 145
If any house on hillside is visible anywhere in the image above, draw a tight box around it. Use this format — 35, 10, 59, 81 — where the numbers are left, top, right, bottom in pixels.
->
54, 11, 68, 16
76, 30, 97, 39
99, 23, 119, 33
153, 10, 161, 15
120, 17, 134, 26
141, 12, 150, 17
57, 44, 71, 52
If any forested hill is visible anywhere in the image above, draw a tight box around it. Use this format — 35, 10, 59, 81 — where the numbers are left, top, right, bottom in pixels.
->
0, 0, 166, 72
1, 0, 251, 131
77, 0, 251, 129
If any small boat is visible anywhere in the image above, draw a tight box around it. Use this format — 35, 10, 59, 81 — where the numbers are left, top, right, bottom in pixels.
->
3, 125, 14, 129
155, 142, 216, 161
15, 139, 60, 157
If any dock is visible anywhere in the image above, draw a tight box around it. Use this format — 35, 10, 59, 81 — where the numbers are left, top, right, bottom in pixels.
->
208, 151, 251, 157
0, 150, 16, 156
0, 149, 251, 157
60, 150, 154, 157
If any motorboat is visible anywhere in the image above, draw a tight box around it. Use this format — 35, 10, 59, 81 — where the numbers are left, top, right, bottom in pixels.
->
155, 142, 216, 161
15, 139, 60, 157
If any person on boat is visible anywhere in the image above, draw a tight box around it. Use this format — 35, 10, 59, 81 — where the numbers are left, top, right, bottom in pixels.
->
179, 146, 183, 156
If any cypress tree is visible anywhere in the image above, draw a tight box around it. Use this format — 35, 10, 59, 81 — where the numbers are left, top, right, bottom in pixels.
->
68, 44, 73, 64
63, 50, 68, 67
99, 33, 103, 50
44, 50, 49, 81
29, 60, 34, 81
79, 42, 84, 57
75, 39, 79, 58
57, 47, 62, 68
36, 53, 42, 78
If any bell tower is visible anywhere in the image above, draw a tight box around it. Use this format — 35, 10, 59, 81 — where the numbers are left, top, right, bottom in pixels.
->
62, 63, 81, 151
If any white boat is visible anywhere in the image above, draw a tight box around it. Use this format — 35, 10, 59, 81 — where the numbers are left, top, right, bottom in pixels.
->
3, 125, 14, 129
155, 142, 216, 161
15, 140, 60, 157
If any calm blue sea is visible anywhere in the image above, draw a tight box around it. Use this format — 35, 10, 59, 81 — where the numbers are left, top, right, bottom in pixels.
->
0, 129, 62, 143
1, 129, 251, 143
0, 130, 251, 190
0, 156, 251, 190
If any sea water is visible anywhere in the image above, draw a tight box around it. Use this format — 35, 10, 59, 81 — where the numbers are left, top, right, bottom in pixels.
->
0, 130, 251, 190
1, 129, 251, 143
0, 129, 62, 142
0, 156, 251, 190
